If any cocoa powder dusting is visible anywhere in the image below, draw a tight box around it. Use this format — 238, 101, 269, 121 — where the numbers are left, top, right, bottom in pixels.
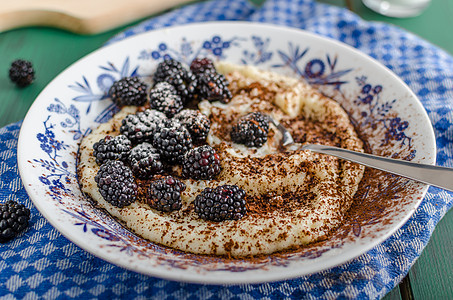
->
284, 115, 342, 147
76, 64, 421, 267
246, 190, 316, 215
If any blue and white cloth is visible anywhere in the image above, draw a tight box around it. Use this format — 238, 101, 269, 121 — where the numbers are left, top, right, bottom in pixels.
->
1, 0, 452, 298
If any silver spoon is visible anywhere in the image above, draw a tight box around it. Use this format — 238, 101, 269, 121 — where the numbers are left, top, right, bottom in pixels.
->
269, 117, 453, 192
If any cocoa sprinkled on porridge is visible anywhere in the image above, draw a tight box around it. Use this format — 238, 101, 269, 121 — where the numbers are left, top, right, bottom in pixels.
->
77, 60, 365, 257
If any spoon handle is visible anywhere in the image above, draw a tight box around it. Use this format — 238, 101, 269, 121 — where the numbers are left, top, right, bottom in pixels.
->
302, 144, 453, 192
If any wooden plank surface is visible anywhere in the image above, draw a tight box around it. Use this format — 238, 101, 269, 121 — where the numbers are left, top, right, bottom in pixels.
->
0, 26, 122, 125
0, 0, 194, 34
409, 209, 453, 299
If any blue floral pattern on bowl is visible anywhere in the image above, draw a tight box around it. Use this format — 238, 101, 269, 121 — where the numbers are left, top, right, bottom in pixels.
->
34, 34, 413, 261
19, 23, 433, 282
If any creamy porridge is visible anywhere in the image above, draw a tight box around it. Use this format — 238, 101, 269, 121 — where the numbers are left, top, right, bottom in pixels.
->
77, 61, 364, 257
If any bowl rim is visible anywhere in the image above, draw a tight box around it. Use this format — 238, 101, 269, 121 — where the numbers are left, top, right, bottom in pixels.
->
17, 21, 436, 284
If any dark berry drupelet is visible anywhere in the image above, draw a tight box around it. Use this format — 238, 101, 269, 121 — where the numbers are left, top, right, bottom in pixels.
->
174, 109, 210, 144
152, 120, 193, 164
0, 200, 30, 243
9, 59, 35, 87
146, 176, 186, 212
120, 109, 167, 144
149, 82, 183, 118
109, 76, 148, 107
93, 135, 131, 165
194, 185, 246, 222
182, 145, 221, 180
95, 160, 137, 208
127, 143, 164, 179
190, 57, 216, 75
153, 59, 197, 104
197, 71, 232, 103
230, 112, 270, 148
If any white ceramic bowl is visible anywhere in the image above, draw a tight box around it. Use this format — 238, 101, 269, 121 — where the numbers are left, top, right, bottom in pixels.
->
17, 22, 435, 284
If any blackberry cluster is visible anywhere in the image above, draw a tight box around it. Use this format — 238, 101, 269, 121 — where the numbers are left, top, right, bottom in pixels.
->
109, 76, 148, 107
9, 59, 35, 87
95, 160, 137, 208
197, 71, 232, 103
153, 59, 197, 104
182, 145, 221, 180
190, 57, 216, 75
174, 109, 210, 144
120, 109, 167, 144
152, 120, 193, 164
89, 57, 255, 218
128, 143, 164, 179
146, 176, 186, 212
231, 112, 269, 148
93, 135, 131, 165
194, 185, 246, 222
0, 201, 30, 243
149, 82, 183, 117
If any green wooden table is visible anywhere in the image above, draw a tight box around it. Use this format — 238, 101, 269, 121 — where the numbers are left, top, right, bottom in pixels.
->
0, 0, 451, 298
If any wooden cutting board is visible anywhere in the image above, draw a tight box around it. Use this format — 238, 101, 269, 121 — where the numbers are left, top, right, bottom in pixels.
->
0, 0, 194, 34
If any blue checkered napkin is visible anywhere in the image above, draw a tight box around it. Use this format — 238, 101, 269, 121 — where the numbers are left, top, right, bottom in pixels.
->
2, 0, 453, 299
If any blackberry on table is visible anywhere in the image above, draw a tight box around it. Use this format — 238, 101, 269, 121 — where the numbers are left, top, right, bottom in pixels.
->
93, 134, 131, 165
95, 160, 137, 208
190, 57, 216, 75
182, 145, 221, 180
127, 142, 164, 179
197, 71, 232, 103
0, 200, 30, 243
149, 82, 183, 118
174, 109, 210, 144
146, 176, 186, 212
152, 120, 193, 164
153, 59, 197, 104
194, 185, 246, 222
9, 59, 35, 87
120, 109, 167, 144
230, 112, 270, 148
109, 76, 148, 107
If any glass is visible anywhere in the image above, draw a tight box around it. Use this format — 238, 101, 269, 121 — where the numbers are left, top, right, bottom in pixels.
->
362, 0, 431, 18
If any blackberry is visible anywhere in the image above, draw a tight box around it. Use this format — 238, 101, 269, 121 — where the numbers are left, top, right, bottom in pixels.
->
182, 145, 221, 180
0, 200, 30, 243
164, 71, 198, 105
149, 82, 183, 117
197, 71, 232, 103
9, 59, 35, 87
120, 109, 167, 144
128, 143, 164, 179
231, 112, 270, 148
174, 109, 210, 144
153, 59, 197, 104
95, 160, 137, 208
146, 176, 186, 212
152, 120, 193, 164
194, 185, 246, 222
190, 57, 216, 74
153, 59, 186, 82
93, 135, 131, 165
108, 76, 148, 107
